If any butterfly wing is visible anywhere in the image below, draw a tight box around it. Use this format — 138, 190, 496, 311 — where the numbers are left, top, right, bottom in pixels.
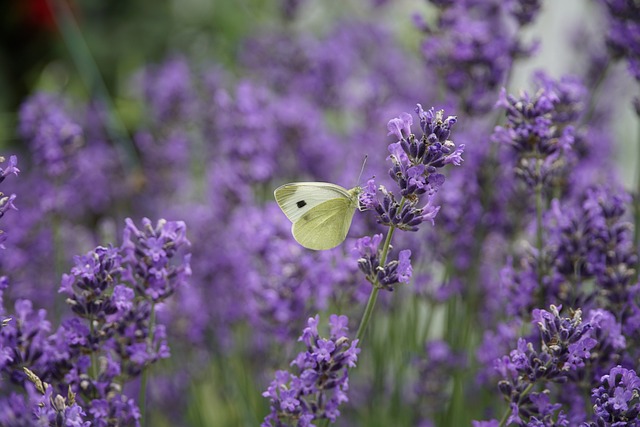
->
274, 182, 353, 223
291, 197, 357, 250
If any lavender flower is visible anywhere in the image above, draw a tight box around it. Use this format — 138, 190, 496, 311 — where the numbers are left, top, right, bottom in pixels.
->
354, 234, 412, 291
418, 0, 539, 115
492, 80, 576, 189
0, 217, 190, 426
59, 246, 123, 321
121, 218, 191, 303
506, 0, 543, 26
0, 155, 19, 248
485, 306, 596, 425
0, 299, 51, 385
23, 369, 90, 427
18, 93, 83, 177
262, 315, 359, 426
413, 340, 466, 425
0, 383, 90, 427
587, 365, 640, 426
139, 57, 196, 124
360, 105, 462, 232
545, 186, 637, 314
601, 0, 640, 80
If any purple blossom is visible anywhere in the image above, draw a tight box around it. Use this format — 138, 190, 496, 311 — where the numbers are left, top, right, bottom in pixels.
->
481, 306, 598, 425
587, 365, 640, 426
262, 315, 359, 426
138, 57, 196, 123
18, 93, 83, 177
473, 421, 500, 427
0, 217, 190, 426
0, 155, 20, 183
506, 0, 543, 26
545, 186, 637, 315
386, 112, 413, 140
418, 0, 538, 115
360, 107, 459, 235
122, 218, 191, 302
387, 106, 461, 197
0, 155, 19, 249
414, 340, 466, 423
492, 71, 589, 193
601, 0, 640, 80
354, 234, 413, 291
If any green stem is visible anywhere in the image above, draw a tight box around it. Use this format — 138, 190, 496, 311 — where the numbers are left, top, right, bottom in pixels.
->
355, 198, 404, 344
579, 61, 613, 127
498, 382, 535, 427
354, 285, 381, 345
139, 302, 156, 427
89, 318, 98, 380
535, 179, 544, 287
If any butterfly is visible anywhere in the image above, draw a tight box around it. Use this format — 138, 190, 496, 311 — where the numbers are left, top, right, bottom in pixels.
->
274, 182, 361, 250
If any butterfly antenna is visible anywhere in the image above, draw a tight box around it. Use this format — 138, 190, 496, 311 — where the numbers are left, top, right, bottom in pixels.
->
356, 155, 368, 186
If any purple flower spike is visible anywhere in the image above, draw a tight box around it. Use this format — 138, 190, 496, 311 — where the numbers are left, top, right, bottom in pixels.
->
0, 155, 19, 249
122, 218, 191, 302
263, 315, 359, 426
493, 73, 584, 188
587, 365, 640, 426
479, 306, 599, 425
417, 1, 539, 115
355, 234, 413, 291
18, 93, 83, 177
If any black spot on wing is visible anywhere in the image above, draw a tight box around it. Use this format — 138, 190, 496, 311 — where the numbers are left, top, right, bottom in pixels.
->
296, 200, 307, 208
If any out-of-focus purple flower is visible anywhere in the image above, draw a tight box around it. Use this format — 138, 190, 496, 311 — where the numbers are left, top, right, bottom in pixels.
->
210, 203, 364, 347
414, 340, 466, 424
601, 0, 640, 80
545, 186, 637, 319
122, 218, 191, 302
262, 315, 359, 426
139, 57, 196, 124
419, 0, 539, 115
472, 421, 500, 427
585, 309, 626, 377
587, 365, 640, 426
533, 71, 587, 125
0, 155, 20, 183
493, 73, 582, 188
506, 0, 543, 26
18, 93, 83, 177
0, 299, 51, 384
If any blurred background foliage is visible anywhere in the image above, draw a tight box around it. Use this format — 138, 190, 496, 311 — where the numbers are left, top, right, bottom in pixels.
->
0, 0, 427, 147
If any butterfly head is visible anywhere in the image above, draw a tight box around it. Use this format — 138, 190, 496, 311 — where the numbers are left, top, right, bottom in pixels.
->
348, 186, 364, 210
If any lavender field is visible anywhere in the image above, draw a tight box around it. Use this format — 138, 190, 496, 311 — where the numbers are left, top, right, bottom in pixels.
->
1, 0, 640, 426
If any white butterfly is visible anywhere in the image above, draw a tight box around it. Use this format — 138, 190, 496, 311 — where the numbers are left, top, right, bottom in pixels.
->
274, 182, 361, 250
